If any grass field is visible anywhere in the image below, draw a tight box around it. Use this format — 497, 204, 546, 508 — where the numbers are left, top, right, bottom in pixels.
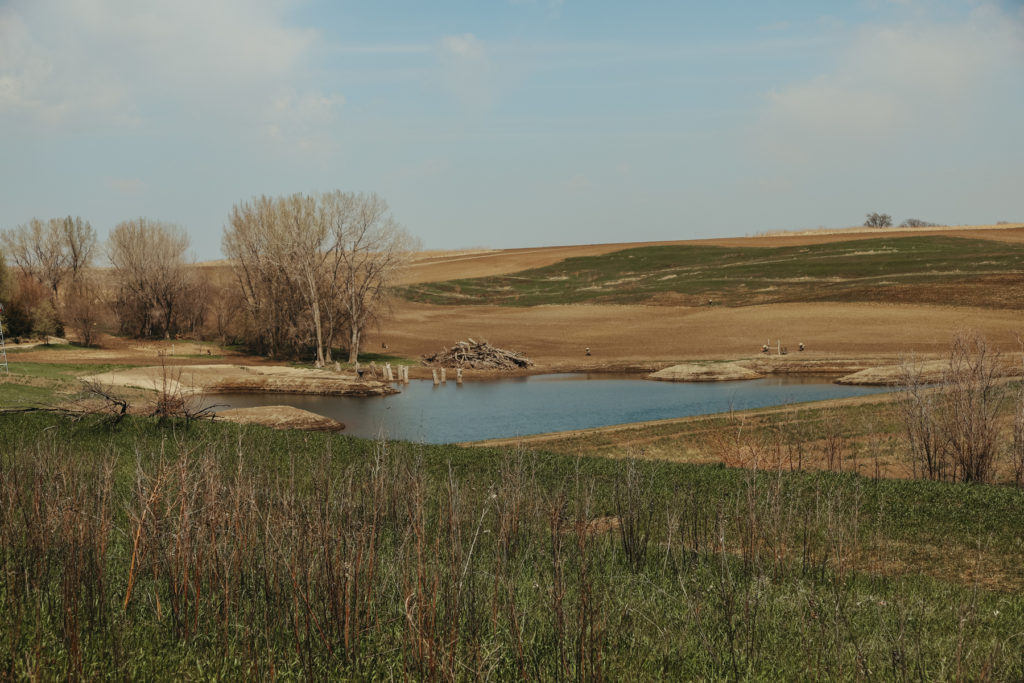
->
399, 236, 1024, 308
1, 412, 1023, 679
0, 362, 134, 408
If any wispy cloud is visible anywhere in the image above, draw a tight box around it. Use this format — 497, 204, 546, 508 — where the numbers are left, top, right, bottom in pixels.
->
753, 4, 1024, 163
437, 33, 496, 108
0, 0, 340, 146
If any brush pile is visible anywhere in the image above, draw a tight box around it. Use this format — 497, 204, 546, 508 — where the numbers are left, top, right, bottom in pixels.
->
421, 338, 534, 369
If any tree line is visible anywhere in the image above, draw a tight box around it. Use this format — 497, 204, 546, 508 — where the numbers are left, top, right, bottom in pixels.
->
0, 192, 417, 363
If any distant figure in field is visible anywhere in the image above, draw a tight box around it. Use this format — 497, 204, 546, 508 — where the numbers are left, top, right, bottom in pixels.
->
761, 344, 769, 354
799, 342, 805, 352
585, 346, 591, 356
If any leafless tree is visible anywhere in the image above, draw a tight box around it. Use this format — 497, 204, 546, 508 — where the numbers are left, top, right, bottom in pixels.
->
224, 191, 418, 364
108, 218, 192, 339
899, 218, 940, 228
330, 192, 418, 363
0, 248, 10, 303
0, 216, 95, 299
864, 213, 892, 228
224, 195, 318, 359
61, 216, 97, 284
62, 273, 107, 347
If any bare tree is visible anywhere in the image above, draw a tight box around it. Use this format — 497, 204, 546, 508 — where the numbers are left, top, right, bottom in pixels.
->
108, 219, 192, 338
899, 218, 941, 228
61, 216, 97, 284
864, 213, 892, 228
224, 191, 418, 364
0, 216, 95, 299
0, 247, 10, 304
224, 195, 319, 359
331, 192, 418, 363
62, 273, 106, 347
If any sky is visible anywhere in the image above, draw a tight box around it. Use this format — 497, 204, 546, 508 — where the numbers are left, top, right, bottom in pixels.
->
1, 0, 1022, 261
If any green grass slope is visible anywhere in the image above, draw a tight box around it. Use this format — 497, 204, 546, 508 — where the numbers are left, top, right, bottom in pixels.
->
399, 236, 1024, 307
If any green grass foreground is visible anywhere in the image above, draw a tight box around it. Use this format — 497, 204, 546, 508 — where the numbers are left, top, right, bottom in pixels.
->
400, 236, 1024, 308
1, 413, 1023, 680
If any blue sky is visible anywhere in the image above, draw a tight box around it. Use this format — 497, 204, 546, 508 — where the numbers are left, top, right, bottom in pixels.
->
1, 0, 1022, 260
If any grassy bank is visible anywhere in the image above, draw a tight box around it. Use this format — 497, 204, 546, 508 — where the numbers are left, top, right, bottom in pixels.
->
0, 361, 134, 408
1, 412, 1023, 679
399, 236, 1024, 308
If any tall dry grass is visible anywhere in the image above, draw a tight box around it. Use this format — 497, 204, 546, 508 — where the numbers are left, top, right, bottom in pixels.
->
1, 416, 1023, 679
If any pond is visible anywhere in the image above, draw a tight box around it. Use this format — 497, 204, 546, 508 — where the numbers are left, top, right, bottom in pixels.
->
210, 373, 889, 444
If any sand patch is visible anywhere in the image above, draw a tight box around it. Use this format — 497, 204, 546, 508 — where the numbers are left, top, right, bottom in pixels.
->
216, 406, 344, 432
81, 364, 396, 397
649, 363, 763, 382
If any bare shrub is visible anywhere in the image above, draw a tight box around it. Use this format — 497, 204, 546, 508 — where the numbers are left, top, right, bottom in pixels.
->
1011, 381, 1024, 488
148, 354, 217, 423
897, 355, 950, 481
898, 334, 1009, 483
943, 334, 1006, 482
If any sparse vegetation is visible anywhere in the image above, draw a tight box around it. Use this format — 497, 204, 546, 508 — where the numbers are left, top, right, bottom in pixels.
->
400, 236, 1024, 308
1, 412, 1023, 679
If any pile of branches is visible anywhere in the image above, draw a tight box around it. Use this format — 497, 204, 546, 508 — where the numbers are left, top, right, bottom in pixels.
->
421, 338, 534, 369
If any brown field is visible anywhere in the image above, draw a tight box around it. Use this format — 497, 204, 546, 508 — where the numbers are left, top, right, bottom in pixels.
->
376, 301, 1024, 372
373, 223, 1024, 372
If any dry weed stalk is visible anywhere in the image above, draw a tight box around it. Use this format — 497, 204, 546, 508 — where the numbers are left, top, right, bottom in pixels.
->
898, 333, 1009, 483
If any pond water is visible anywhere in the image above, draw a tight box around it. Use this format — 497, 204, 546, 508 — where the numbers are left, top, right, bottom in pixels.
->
210, 373, 889, 444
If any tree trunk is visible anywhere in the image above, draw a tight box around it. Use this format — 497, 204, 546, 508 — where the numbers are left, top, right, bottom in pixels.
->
348, 324, 360, 364
299, 264, 325, 367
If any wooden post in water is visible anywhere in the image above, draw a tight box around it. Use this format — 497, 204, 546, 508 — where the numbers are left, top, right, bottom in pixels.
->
370, 361, 378, 378
456, 368, 463, 384
440, 368, 447, 383
432, 368, 439, 385
385, 363, 393, 381
401, 365, 409, 383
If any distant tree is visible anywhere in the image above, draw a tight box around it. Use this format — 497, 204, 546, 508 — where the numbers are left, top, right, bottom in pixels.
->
864, 212, 893, 228
62, 274, 106, 346
30, 299, 59, 343
899, 218, 941, 228
0, 248, 10, 303
108, 218, 192, 338
0, 216, 96, 299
